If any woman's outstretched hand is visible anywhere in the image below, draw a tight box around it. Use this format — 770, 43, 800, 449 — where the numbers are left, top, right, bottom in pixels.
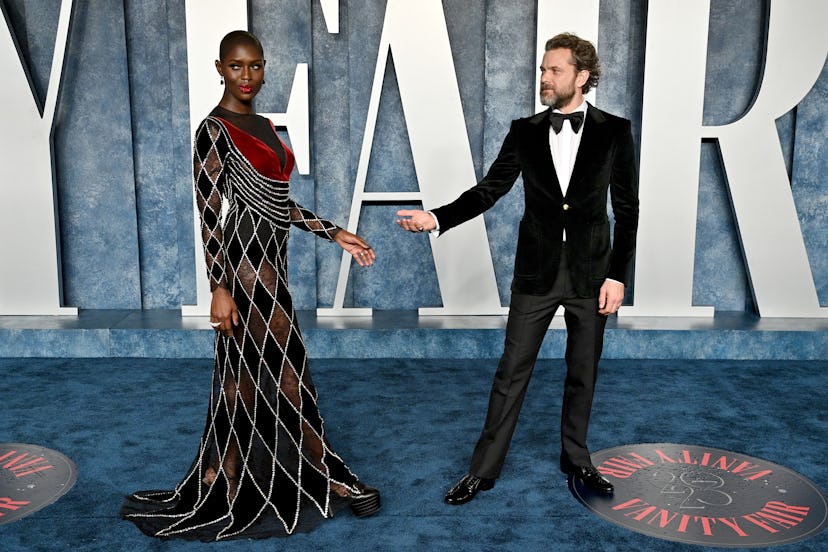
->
335, 230, 376, 267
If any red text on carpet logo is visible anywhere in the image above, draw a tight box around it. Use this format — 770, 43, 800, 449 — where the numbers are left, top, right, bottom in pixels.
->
571, 443, 828, 547
0, 449, 56, 478
0, 443, 77, 525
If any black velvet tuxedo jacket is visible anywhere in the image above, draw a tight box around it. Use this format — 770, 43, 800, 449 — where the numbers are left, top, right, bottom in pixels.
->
432, 104, 639, 298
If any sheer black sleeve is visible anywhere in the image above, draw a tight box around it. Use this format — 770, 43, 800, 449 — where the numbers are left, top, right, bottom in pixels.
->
193, 118, 229, 291
287, 199, 341, 241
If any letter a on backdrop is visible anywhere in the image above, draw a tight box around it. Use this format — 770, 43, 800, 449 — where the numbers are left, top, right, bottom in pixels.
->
320, 0, 504, 315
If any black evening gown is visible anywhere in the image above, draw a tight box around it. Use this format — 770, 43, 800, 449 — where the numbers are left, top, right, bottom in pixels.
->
120, 107, 362, 540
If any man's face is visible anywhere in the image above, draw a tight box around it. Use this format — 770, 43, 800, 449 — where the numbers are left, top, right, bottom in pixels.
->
539, 48, 584, 109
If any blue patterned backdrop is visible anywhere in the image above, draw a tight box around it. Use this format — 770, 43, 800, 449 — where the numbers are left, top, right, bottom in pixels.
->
4, 0, 826, 312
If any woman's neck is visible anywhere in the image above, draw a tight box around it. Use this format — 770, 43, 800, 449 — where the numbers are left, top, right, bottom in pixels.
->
218, 99, 254, 115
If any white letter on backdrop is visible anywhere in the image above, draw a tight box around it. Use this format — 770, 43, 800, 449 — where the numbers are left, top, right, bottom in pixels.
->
624, 1, 713, 317
0, 1, 77, 315
627, 0, 828, 318
319, 0, 503, 316
704, 0, 828, 317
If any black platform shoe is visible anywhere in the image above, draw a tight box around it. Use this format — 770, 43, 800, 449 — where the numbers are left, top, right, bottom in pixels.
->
348, 483, 381, 517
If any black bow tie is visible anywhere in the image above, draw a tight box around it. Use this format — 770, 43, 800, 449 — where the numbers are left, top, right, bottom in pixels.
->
549, 111, 584, 134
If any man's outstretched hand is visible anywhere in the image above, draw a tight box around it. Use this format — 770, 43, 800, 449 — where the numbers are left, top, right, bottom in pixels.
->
396, 210, 436, 233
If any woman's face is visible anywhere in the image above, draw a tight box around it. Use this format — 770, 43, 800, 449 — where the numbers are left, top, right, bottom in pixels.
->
215, 41, 265, 112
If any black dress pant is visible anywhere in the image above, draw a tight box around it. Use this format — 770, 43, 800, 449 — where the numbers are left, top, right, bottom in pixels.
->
469, 249, 607, 479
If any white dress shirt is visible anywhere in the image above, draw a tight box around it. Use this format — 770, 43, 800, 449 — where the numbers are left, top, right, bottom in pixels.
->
549, 100, 588, 241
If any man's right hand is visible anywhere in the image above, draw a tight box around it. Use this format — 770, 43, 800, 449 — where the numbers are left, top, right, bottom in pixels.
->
396, 209, 437, 233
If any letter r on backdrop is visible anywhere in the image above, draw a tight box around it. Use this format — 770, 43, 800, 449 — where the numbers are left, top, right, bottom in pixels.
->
627, 0, 828, 318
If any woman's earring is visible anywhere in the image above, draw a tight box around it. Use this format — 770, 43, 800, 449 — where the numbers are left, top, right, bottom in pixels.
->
262, 79, 266, 85
220, 78, 224, 85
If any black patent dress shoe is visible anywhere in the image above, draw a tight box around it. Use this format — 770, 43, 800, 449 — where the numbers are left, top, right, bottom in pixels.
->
348, 482, 381, 517
444, 474, 495, 505
567, 466, 614, 494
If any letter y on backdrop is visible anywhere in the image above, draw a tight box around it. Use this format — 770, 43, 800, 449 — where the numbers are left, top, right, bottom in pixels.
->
0, 1, 76, 315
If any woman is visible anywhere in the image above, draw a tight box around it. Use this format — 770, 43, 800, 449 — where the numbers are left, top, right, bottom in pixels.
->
121, 30, 380, 541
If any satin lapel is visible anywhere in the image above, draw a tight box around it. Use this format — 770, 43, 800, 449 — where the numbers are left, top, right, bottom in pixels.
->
527, 108, 562, 198
568, 105, 605, 191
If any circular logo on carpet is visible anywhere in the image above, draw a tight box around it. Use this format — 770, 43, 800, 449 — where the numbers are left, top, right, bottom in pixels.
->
0, 443, 77, 525
570, 443, 828, 547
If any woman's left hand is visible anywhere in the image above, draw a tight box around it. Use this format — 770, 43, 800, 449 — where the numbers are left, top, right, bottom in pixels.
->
334, 230, 376, 267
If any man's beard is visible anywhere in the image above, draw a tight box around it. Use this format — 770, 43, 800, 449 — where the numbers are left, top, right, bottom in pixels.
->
540, 86, 575, 109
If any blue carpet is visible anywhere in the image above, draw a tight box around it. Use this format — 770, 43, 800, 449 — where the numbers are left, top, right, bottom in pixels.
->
0, 358, 825, 551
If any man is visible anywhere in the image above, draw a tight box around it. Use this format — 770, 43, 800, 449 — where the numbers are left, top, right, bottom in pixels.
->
396, 33, 638, 503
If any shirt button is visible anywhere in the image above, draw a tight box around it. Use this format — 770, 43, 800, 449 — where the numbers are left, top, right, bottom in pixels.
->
562, 203, 570, 211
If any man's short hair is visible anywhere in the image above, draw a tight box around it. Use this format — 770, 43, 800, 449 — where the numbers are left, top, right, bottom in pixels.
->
545, 33, 601, 94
